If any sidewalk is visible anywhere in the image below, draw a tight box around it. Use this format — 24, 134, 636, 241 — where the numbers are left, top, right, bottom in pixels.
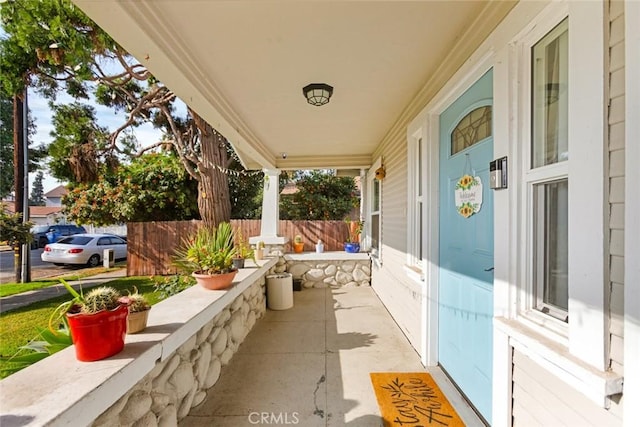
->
0, 268, 127, 314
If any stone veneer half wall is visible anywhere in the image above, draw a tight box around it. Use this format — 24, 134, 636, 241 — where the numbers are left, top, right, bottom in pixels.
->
0, 259, 278, 427
283, 252, 371, 288
0, 254, 369, 426
92, 277, 267, 427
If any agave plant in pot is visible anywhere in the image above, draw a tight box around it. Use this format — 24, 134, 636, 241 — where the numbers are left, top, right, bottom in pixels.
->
49, 281, 128, 362
175, 222, 239, 290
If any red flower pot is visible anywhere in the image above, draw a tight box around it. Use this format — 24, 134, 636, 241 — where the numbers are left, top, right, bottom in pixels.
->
66, 304, 128, 361
192, 270, 238, 290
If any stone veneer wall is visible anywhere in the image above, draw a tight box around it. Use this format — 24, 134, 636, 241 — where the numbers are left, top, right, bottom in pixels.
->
285, 257, 371, 288
92, 276, 267, 427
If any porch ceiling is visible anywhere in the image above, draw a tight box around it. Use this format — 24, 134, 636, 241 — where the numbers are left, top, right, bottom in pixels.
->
72, 1, 514, 170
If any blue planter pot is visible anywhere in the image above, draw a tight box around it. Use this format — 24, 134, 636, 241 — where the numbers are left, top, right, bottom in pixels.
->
344, 242, 360, 253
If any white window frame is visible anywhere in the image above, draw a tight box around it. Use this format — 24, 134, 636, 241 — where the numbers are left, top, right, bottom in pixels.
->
512, 1, 607, 372
406, 130, 426, 278
366, 157, 382, 262
523, 14, 570, 332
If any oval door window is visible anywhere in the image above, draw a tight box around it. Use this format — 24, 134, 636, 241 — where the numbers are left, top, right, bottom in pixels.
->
451, 105, 492, 155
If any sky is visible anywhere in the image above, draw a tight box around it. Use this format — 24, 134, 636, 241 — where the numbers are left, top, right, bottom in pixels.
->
27, 87, 163, 194
0, 25, 174, 197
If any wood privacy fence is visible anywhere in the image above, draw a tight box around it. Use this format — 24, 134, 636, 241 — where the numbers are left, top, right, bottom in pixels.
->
127, 220, 350, 276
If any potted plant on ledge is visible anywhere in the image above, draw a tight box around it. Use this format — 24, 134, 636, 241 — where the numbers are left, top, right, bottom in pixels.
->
174, 222, 238, 290
232, 227, 255, 269
120, 287, 151, 334
292, 234, 304, 253
49, 281, 129, 362
344, 218, 364, 253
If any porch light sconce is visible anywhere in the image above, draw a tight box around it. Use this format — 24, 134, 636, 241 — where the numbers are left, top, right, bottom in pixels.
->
303, 83, 333, 106
375, 165, 386, 180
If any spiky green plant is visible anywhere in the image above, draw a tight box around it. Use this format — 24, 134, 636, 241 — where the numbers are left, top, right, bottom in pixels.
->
81, 287, 121, 314
174, 222, 237, 274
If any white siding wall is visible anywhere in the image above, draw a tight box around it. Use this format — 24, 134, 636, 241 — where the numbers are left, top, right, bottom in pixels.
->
370, 139, 425, 352
512, 350, 622, 426
608, 0, 625, 378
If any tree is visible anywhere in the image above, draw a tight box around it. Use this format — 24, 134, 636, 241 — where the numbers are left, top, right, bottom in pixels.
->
46, 102, 122, 183
0, 0, 232, 225
29, 171, 45, 206
0, 93, 47, 199
63, 152, 199, 225
228, 144, 263, 219
280, 170, 358, 220
0, 208, 33, 247
0, 96, 13, 198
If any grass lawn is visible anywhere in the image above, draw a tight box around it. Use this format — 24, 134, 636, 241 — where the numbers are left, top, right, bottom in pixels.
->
0, 276, 167, 379
0, 264, 127, 297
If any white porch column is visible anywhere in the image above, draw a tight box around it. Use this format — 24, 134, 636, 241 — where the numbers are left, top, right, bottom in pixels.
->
249, 168, 289, 253
359, 168, 366, 221
260, 168, 280, 237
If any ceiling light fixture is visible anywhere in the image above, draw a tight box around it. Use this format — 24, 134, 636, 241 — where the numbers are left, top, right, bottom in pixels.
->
303, 83, 333, 106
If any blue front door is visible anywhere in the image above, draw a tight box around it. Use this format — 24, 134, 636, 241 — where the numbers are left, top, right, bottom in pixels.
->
438, 70, 494, 423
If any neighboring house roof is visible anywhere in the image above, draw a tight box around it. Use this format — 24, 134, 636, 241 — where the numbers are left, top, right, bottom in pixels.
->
280, 182, 299, 196
3, 204, 63, 218
44, 185, 68, 198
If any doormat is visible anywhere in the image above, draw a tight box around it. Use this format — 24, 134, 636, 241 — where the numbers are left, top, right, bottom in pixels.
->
370, 372, 465, 426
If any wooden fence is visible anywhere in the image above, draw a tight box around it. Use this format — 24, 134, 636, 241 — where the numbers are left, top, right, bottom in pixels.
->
127, 220, 350, 276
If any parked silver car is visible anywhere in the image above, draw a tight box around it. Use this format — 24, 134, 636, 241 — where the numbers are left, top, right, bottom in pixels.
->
41, 234, 127, 267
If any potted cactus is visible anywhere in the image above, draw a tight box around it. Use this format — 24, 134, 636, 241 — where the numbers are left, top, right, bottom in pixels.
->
119, 287, 151, 334
49, 281, 128, 361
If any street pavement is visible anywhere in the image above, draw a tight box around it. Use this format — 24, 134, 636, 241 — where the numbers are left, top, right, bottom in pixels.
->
0, 247, 55, 284
0, 268, 127, 314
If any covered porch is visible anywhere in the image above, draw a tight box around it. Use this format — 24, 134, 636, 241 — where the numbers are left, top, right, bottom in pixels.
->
0, 257, 481, 426
182, 283, 483, 426
5, 0, 637, 425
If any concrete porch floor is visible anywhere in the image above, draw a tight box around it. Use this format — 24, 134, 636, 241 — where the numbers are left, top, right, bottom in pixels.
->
181, 286, 484, 426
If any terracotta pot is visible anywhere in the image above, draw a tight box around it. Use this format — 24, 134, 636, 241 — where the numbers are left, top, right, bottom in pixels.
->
192, 270, 238, 290
127, 309, 150, 334
293, 242, 304, 253
66, 304, 128, 361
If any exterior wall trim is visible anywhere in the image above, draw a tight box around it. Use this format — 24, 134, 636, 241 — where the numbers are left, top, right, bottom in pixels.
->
408, 45, 496, 397
624, 0, 640, 424
566, 0, 608, 371
496, 317, 623, 406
